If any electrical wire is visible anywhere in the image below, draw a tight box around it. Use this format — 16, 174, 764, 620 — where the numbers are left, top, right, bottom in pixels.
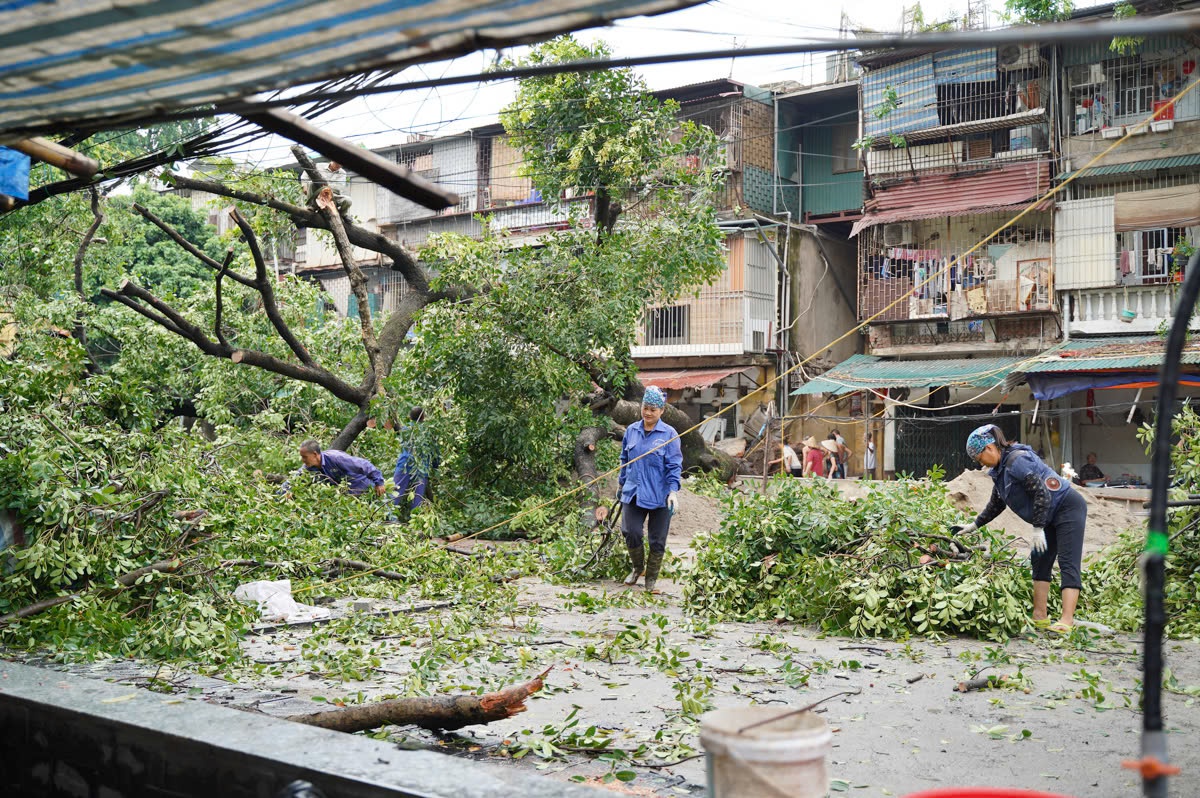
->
294, 71, 1198, 597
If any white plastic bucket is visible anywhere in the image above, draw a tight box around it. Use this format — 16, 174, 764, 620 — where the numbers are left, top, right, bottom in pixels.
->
700, 707, 832, 798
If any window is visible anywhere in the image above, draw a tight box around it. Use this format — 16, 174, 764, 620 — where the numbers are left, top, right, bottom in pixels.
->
1119, 227, 1187, 284
644, 305, 690, 345
1112, 63, 1155, 120
830, 122, 859, 173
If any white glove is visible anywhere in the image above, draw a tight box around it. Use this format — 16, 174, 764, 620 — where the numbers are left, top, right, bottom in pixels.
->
950, 522, 977, 536
1031, 527, 1047, 554
667, 492, 679, 516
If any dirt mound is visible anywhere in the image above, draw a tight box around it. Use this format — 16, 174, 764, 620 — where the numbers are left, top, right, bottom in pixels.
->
944, 468, 1142, 554
671, 486, 723, 546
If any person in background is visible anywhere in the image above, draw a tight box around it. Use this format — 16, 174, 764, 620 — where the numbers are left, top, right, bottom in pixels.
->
1074, 452, 1109, 486
770, 440, 803, 477
822, 438, 841, 479
952, 424, 1087, 634
864, 431, 877, 477
393, 406, 438, 512
802, 436, 825, 477
297, 439, 385, 496
832, 428, 851, 478
618, 386, 683, 593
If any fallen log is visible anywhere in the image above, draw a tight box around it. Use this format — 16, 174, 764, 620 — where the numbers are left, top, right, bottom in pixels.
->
286, 667, 552, 732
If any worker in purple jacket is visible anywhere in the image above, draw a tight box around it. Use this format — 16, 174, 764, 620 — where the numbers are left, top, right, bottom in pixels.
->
298, 439, 385, 496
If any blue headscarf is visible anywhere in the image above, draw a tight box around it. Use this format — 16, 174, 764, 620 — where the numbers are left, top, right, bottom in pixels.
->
966, 424, 997, 459
642, 386, 666, 408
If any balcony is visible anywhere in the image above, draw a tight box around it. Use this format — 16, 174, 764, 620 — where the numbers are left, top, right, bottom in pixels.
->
632, 234, 775, 359
1064, 285, 1200, 335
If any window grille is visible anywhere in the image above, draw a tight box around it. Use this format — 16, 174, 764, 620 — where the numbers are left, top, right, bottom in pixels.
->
644, 305, 690, 346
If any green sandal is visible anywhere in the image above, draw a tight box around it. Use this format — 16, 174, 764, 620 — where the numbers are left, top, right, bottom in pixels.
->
1030, 618, 1053, 629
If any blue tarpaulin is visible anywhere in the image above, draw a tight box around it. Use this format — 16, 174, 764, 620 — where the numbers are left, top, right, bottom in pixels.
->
1027, 372, 1200, 400
0, 147, 30, 200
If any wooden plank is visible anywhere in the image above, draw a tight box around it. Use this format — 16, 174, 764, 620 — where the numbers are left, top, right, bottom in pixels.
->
244, 108, 460, 211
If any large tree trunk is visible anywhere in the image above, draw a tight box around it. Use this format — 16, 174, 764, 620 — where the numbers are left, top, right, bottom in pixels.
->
287, 667, 551, 732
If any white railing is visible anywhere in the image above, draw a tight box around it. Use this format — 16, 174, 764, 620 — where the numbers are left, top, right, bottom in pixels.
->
1064, 285, 1194, 334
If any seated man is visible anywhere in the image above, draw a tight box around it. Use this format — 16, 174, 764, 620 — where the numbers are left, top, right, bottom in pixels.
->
298, 439, 385, 496
1075, 452, 1109, 485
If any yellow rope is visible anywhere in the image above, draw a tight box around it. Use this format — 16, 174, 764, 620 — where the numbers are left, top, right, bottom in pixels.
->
295, 76, 1199, 595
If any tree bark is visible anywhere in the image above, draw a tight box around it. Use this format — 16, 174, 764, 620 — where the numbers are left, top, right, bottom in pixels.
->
287, 667, 551, 732
574, 425, 622, 527
72, 188, 105, 353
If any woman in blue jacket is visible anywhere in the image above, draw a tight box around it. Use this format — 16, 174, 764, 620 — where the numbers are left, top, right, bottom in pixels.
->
954, 424, 1086, 633
618, 386, 683, 592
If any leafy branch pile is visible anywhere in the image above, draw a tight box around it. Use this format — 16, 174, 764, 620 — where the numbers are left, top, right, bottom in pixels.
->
1084, 404, 1200, 638
683, 477, 1032, 640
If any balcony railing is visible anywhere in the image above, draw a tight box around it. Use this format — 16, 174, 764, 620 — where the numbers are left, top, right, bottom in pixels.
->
1064, 285, 1190, 334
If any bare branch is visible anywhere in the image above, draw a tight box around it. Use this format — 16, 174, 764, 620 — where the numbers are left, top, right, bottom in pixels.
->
287, 147, 430, 294
170, 171, 429, 292
107, 280, 366, 406
300, 158, 384, 395
99, 289, 188, 338
229, 208, 314, 365
74, 189, 105, 298
132, 202, 255, 288
213, 251, 234, 347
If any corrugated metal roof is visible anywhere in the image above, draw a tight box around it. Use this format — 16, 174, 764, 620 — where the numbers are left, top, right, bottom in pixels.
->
1056, 155, 1200, 181
851, 160, 1052, 236
0, 0, 703, 137
1022, 335, 1200, 373
792, 354, 1027, 395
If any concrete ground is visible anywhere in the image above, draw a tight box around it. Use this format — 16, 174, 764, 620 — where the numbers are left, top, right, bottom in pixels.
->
26, 571, 1200, 798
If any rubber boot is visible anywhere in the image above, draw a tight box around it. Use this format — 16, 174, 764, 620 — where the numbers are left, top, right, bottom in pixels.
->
644, 550, 665, 593
623, 542, 645, 586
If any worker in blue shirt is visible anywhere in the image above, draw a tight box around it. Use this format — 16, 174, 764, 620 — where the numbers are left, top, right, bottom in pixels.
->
298, 439, 385, 497
618, 386, 683, 592
952, 424, 1087, 634
393, 406, 438, 512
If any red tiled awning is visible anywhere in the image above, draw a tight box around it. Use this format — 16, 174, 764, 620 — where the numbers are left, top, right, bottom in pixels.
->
850, 160, 1053, 237
637, 367, 750, 390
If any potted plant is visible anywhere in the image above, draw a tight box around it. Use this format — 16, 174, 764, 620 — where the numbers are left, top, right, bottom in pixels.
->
1173, 236, 1196, 282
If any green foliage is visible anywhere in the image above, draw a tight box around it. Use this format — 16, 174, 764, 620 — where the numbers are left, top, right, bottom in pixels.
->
683, 477, 1032, 639
1001, 0, 1073, 23
97, 186, 224, 298
1109, 2, 1143, 55
1086, 404, 1200, 637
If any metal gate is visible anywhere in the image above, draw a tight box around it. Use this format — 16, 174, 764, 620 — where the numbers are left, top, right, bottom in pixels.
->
894, 405, 1021, 479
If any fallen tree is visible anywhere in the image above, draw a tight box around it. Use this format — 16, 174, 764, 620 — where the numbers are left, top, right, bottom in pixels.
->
287, 667, 552, 732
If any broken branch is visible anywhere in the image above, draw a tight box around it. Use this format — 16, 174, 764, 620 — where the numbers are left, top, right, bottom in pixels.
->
287, 667, 552, 732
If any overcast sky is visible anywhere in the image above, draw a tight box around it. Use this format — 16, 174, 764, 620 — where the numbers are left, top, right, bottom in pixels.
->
219, 0, 1112, 167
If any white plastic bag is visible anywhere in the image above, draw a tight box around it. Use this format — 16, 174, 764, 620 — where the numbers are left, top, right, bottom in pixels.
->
233, 579, 331, 623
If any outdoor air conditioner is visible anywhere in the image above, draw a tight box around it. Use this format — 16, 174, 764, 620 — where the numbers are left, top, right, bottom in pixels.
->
1069, 63, 1106, 87
998, 43, 1040, 71
883, 222, 914, 247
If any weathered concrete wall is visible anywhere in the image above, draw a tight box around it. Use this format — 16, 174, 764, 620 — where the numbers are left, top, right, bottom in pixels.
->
0, 660, 595, 798
787, 229, 859, 367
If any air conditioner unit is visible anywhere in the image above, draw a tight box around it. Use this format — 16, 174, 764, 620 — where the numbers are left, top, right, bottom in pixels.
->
1069, 63, 1106, 87
998, 43, 1040, 71
883, 222, 914, 247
